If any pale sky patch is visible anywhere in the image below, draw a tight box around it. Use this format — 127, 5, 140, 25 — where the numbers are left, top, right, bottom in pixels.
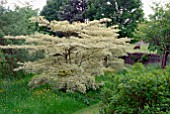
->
4, 0, 170, 17
142, 0, 170, 18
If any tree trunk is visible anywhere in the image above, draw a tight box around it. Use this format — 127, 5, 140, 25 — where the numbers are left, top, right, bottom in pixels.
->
161, 50, 169, 69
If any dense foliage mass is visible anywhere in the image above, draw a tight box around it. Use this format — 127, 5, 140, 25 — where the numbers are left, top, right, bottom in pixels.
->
0, 17, 130, 93
0, 2, 37, 37
40, 0, 68, 21
101, 63, 170, 113
41, 0, 87, 22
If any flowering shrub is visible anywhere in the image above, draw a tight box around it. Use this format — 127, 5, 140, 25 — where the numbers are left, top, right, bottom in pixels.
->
0, 17, 130, 93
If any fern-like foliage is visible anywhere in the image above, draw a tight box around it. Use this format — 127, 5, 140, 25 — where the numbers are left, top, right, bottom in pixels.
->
0, 16, 130, 93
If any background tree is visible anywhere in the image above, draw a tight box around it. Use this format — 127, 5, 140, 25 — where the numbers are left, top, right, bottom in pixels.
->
0, 3, 37, 37
58, 0, 87, 23
40, 0, 68, 21
134, 3, 170, 69
0, 1, 39, 77
86, 0, 144, 37
1, 16, 130, 93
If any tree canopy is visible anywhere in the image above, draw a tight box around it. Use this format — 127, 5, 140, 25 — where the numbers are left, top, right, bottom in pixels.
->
86, 0, 144, 37
40, 0, 68, 21
41, 0, 87, 23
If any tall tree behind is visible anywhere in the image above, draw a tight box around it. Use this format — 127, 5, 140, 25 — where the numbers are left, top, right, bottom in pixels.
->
40, 0, 68, 21
58, 0, 87, 23
86, 0, 144, 37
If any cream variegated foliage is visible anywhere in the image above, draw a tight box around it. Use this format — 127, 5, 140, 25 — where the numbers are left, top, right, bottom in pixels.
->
1, 16, 130, 93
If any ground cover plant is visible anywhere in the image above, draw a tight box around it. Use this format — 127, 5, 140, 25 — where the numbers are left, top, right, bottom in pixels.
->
101, 63, 170, 114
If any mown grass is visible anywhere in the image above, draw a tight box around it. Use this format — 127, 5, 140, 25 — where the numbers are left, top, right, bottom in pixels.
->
0, 73, 102, 114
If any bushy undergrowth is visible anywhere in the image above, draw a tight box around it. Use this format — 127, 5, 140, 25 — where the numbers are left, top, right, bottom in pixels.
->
101, 63, 170, 114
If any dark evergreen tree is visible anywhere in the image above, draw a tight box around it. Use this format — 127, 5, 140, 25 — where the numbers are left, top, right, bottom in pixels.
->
58, 0, 87, 23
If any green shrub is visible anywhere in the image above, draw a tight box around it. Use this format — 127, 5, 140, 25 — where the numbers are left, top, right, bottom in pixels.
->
100, 63, 170, 114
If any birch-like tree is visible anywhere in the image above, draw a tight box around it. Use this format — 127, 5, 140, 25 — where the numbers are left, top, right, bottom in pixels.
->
0, 16, 130, 93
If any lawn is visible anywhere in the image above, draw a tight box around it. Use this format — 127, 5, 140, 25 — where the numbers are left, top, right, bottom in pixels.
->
0, 74, 102, 114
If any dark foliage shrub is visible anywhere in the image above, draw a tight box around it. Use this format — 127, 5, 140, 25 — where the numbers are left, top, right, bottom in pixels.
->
121, 53, 160, 65
100, 63, 170, 114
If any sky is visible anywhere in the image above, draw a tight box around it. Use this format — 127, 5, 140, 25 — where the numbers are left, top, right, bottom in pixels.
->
142, 0, 170, 17
5, 0, 170, 18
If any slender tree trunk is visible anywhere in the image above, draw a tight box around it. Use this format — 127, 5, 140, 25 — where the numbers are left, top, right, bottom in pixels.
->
161, 50, 169, 69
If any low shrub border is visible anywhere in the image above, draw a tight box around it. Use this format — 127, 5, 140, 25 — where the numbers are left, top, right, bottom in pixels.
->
101, 63, 170, 113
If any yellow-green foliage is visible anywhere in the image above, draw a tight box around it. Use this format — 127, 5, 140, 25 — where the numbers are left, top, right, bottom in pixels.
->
0, 16, 130, 93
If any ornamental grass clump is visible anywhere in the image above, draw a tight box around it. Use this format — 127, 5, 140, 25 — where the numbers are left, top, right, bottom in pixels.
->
0, 16, 130, 93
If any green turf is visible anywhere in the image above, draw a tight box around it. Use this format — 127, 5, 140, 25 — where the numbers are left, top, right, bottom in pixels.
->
0, 74, 102, 114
